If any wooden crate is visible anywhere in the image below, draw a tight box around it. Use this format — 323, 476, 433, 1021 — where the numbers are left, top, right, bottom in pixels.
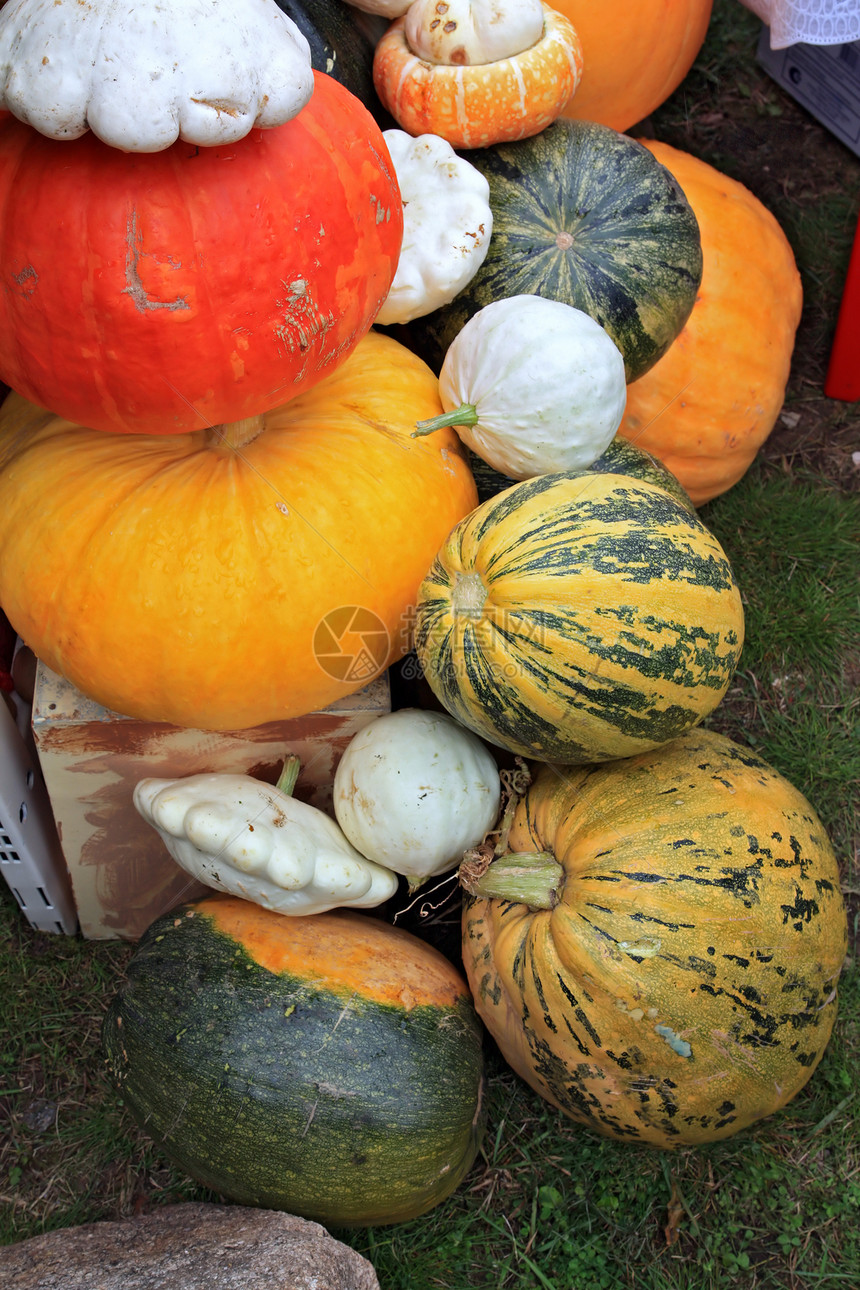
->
31, 663, 390, 940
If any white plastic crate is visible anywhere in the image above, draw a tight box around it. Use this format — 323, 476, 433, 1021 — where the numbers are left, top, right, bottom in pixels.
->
0, 691, 78, 934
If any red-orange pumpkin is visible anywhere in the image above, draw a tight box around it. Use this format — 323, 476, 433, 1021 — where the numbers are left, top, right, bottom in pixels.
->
0, 72, 402, 435
557, 0, 713, 131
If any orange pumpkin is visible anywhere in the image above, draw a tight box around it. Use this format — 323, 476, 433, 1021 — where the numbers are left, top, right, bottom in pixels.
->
0, 332, 477, 730
618, 141, 803, 506
372, 5, 583, 150
0, 73, 402, 435
557, 0, 713, 131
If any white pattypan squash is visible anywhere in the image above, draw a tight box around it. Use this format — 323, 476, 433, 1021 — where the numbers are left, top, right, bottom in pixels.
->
414, 294, 628, 479
134, 760, 399, 916
404, 0, 544, 66
0, 0, 314, 152
333, 707, 500, 892
375, 130, 492, 326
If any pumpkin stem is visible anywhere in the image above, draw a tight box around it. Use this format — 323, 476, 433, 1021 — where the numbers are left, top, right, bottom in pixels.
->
206, 413, 266, 450
459, 850, 563, 910
275, 754, 301, 798
412, 403, 479, 436
451, 571, 487, 619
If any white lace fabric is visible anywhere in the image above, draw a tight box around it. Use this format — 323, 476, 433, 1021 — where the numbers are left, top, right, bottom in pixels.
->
740, 0, 860, 48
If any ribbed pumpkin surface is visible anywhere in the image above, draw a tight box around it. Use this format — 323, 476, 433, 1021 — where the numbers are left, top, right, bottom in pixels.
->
619, 141, 803, 505
0, 331, 477, 729
103, 897, 486, 1226
462, 730, 848, 1147
414, 472, 744, 763
400, 120, 702, 382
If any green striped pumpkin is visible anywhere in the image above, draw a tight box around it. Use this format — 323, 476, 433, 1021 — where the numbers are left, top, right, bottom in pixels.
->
461, 729, 848, 1147
413, 471, 744, 764
398, 119, 703, 381
102, 897, 486, 1226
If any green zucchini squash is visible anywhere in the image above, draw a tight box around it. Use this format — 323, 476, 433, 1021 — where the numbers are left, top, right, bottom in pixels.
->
102, 896, 486, 1226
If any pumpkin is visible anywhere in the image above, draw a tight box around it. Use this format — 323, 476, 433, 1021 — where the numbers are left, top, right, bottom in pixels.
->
398, 119, 702, 381
555, 0, 713, 132
332, 707, 501, 892
469, 435, 696, 512
460, 728, 848, 1147
372, 3, 583, 150
0, 332, 477, 731
103, 895, 487, 1225
413, 294, 627, 479
0, 0, 315, 151
0, 72, 402, 435
134, 756, 400, 915
618, 141, 804, 506
414, 470, 744, 764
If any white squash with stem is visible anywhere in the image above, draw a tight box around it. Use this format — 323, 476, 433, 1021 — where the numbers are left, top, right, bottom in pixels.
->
413, 294, 628, 480
134, 756, 399, 916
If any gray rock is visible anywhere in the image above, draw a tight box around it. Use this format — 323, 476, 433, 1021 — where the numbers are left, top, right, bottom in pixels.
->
0, 1201, 380, 1290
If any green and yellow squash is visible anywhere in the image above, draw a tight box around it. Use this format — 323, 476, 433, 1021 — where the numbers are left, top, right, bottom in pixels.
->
414, 471, 744, 764
469, 437, 694, 510
102, 896, 486, 1226
461, 729, 848, 1147
396, 119, 703, 381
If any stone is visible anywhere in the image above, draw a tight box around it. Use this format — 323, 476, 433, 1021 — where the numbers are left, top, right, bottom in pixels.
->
0, 1201, 380, 1290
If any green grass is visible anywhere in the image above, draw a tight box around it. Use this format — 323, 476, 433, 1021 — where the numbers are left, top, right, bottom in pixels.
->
701, 466, 860, 873
2, 454, 857, 1285
2, 1, 859, 1285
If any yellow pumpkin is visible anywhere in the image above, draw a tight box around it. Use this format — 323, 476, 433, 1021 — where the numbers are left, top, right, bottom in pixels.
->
619, 141, 803, 506
462, 730, 848, 1147
557, 0, 713, 131
0, 332, 477, 730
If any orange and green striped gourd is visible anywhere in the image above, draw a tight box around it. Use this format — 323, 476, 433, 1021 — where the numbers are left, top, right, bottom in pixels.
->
413, 470, 744, 764
461, 729, 848, 1147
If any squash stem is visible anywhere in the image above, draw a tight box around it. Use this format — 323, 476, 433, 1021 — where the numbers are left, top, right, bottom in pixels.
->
206, 413, 266, 450
460, 850, 563, 910
412, 403, 479, 436
451, 571, 487, 619
275, 754, 301, 798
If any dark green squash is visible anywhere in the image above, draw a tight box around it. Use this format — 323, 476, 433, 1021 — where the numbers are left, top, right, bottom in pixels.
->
397, 120, 703, 381
102, 896, 486, 1227
272, 0, 393, 125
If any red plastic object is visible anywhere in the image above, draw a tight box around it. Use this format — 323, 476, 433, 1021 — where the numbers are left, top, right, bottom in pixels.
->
824, 210, 860, 401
